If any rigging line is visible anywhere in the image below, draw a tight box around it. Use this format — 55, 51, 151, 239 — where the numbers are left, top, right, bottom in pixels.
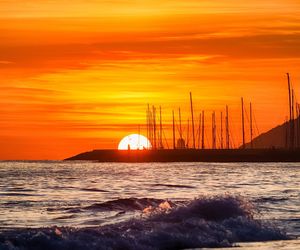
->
196, 112, 202, 149
228, 115, 237, 148
175, 116, 184, 136
175, 117, 187, 143
204, 129, 210, 149
244, 106, 250, 126
290, 80, 298, 104
253, 112, 260, 136
195, 126, 200, 148
229, 127, 236, 149
293, 90, 298, 106
196, 123, 200, 149
175, 122, 181, 135
162, 130, 169, 149
186, 118, 190, 147
217, 129, 221, 149
177, 124, 186, 137
244, 107, 251, 144
228, 124, 236, 149
197, 113, 202, 149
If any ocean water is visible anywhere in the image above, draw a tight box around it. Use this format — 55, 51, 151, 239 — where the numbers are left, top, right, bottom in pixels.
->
0, 161, 299, 249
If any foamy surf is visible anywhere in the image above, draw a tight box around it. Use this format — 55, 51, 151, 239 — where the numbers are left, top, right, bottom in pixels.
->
0, 195, 289, 250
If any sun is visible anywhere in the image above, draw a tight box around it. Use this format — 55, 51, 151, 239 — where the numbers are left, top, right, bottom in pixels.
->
118, 134, 152, 150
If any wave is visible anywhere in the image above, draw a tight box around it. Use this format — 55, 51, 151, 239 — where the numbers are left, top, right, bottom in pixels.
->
80, 188, 109, 193
0, 195, 289, 250
0, 192, 42, 197
5, 188, 35, 192
45, 198, 171, 214
254, 196, 290, 203
151, 184, 195, 189
85, 197, 168, 211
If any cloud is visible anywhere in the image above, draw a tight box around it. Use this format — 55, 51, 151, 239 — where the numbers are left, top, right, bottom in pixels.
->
1, 2, 300, 159
1, 1, 300, 18
1, 32, 300, 77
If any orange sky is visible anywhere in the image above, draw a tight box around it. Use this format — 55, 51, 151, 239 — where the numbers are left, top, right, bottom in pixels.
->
1, 0, 300, 160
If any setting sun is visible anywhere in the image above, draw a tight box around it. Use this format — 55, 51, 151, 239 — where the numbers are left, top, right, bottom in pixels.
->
118, 134, 151, 150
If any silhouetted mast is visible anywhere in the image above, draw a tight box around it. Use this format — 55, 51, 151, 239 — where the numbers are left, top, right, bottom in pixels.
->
292, 89, 295, 149
214, 112, 216, 149
159, 106, 163, 149
152, 106, 157, 150
179, 108, 183, 140
211, 112, 214, 149
285, 116, 289, 149
201, 111, 205, 149
241, 97, 245, 149
212, 111, 216, 149
190, 92, 196, 149
198, 113, 201, 149
220, 111, 223, 149
186, 119, 190, 148
172, 110, 176, 149
226, 105, 230, 149
147, 104, 154, 148
287, 73, 294, 149
250, 102, 253, 149
146, 104, 150, 148
287, 73, 292, 121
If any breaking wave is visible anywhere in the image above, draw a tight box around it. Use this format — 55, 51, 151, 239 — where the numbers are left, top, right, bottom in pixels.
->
85, 197, 168, 211
0, 195, 288, 250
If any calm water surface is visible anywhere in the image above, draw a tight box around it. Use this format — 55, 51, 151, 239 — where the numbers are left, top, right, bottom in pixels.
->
0, 161, 299, 249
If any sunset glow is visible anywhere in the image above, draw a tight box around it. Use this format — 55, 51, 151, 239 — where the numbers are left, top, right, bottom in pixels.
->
1, 1, 300, 159
118, 134, 151, 150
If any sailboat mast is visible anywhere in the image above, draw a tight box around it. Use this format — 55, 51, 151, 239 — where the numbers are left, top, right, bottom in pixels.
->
220, 111, 223, 149
187, 119, 190, 148
226, 105, 230, 149
146, 105, 149, 148
287, 73, 293, 149
147, 104, 150, 148
152, 106, 156, 150
198, 113, 201, 149
190, 92, 196, 149
212, 111, 216, 149
292, 89, 295, 149
285, 116, 289, 149
159, 106, 163, 149
172, 110, 176, 149
212, 112, 214, 149
241, 98, 245, 149
179, 108, 182, 140
201, 111, 205, 149
250, 102, 253, 149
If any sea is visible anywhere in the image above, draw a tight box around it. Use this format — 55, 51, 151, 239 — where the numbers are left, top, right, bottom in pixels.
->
0, 161, 299, 249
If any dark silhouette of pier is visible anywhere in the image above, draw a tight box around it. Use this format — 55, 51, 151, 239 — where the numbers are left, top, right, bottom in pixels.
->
66, 148, 300, 162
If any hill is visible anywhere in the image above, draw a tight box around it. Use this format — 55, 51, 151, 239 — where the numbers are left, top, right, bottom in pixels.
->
245, 117, 300, 149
